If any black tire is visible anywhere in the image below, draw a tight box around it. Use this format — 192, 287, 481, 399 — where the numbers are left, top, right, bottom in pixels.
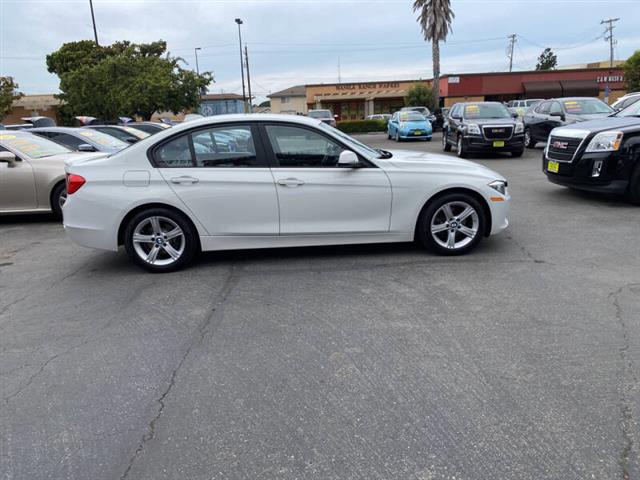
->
387, 131, 392, 140
524, 128, 536, 149
425, 137, 432, 142
625, 162, 640, 205
511, 149, 524, 158
123, 207, 198, 273
50, 182, 67, 219
417, 192, 486, 256
442, 130, 452, 151
456, 135, 468, 158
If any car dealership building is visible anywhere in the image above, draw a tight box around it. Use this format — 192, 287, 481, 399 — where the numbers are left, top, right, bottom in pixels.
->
269, 65, 626, 121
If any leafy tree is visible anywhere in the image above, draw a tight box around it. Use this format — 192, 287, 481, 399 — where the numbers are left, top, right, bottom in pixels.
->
413, 0, 454, 108
405, 83, 436, 111
46, 40, 212, 121
535, 48, 558, 71
623, 50, 640, 92
0, 76, 23, 119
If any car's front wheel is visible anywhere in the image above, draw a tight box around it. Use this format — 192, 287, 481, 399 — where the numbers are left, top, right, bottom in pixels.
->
524, 129, 536, 149
417, 193, 485, 255
124, 208, 198, 272
456, 135, 468, 158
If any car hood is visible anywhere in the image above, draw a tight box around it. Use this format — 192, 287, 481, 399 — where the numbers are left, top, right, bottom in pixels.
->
558, 115, 640, 133
379, 149, 505, 181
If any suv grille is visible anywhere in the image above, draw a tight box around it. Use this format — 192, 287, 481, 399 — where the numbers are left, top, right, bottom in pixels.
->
547, 135, 582, 161
483, 125, 513, 140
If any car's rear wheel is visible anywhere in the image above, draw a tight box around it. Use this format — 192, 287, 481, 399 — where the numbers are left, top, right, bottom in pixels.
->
124, 208, 198, 272
625, 162, 640, 205
456, 135, 468, 158
50, 182, 67, 219
442, 131, 452, 151
417, 193, 485, 255
524, 129, 536, 149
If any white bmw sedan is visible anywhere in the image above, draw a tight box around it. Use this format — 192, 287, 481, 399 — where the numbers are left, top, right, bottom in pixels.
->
63, 114, 510, 272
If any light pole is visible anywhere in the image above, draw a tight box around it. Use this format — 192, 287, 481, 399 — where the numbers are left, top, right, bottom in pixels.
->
194, 47, 202, 102
89, 0, 99, 45
235, 18, 247, 113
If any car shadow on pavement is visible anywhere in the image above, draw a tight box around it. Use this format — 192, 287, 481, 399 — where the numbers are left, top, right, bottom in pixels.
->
546, 186, 635, 208
0, 213, 59, 225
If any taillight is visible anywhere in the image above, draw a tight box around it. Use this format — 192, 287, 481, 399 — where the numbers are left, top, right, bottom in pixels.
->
66, 173, 85, 195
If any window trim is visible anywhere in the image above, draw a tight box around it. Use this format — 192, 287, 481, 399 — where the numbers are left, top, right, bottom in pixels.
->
147, 122, 270, 168
258, 122, 376, 169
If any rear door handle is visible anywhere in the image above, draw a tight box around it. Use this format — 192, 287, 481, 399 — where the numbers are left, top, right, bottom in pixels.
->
170, 176, 199, 184
277, 178, 305, 187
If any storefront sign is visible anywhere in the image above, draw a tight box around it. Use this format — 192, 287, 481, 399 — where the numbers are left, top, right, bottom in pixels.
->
448, 76, 460, 84
596, 75, 624, 83
335, 82, 401, 91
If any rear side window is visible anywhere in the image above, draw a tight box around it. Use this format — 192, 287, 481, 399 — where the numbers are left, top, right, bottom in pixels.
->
153, 124, 261, 168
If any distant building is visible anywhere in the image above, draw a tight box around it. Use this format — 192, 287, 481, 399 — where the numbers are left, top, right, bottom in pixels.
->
268, 85, 307, 115
1, 94, 61, 125
198, 93, 245, 116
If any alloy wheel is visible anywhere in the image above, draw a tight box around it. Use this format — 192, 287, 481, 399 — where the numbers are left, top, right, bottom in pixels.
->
58, 191, 68, 209
430, 201, 479, 250
132, 216, 185, 266
524, 129, 531, 147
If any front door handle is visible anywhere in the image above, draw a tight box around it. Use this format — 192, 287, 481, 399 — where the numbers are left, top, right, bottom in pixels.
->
170, 176, 199, 184
277, 178, 305, 187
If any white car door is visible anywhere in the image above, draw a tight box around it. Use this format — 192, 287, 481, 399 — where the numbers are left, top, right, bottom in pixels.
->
263, 123, 392, 235
154, 124, 279, 235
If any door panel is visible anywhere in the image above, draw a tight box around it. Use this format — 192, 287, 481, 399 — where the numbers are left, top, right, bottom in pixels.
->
262, 123, 392, 235
0, 157, 37, 211
273, 168, 392, 234
154, 124, 279, 236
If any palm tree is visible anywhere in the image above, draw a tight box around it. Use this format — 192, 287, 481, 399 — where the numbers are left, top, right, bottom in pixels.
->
413, 0, 454, 109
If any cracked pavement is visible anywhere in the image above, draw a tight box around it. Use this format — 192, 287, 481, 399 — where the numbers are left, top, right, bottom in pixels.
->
1, 133, 639, 479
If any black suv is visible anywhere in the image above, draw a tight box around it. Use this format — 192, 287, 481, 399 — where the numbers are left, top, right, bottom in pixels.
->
443, 102, 524, 158
542, 99, 640, 203
523, 97, 613, 148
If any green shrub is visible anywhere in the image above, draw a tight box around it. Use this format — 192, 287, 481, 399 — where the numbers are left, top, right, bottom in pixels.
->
336, 119, 387, 134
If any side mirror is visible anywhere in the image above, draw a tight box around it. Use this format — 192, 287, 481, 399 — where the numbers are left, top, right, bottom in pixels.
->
125, 137, 138, 144
78, 143, 97, 152
0, 151, 17, 167
337, 150, 361, 168
550, 111, 565, 120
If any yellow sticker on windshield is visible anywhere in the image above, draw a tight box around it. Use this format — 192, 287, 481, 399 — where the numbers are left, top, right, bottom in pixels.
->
0, 134, 16, 139
80, 131, 95, 137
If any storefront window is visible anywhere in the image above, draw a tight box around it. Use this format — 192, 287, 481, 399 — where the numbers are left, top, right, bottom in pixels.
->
374, 99, 404, 115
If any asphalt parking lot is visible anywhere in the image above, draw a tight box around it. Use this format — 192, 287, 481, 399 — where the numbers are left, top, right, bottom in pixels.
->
1, 131, 639, 480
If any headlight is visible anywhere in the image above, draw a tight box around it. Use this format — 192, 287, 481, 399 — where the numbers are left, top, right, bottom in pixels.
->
586, 131, 623, 152
466, 123, 481, 135
488, 180, 508, 195
514, 122, 524, 134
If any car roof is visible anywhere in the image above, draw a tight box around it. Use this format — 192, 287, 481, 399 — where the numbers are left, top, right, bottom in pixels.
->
166, 114, 323, 135
30, 127, 81, 134
0, 129, 36, 138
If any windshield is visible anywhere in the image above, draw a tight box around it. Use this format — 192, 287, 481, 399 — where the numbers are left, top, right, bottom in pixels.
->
399, 112, 425, 122
464, 103, 511, 119
77, 129, 128, 149
0, 132, 71, 158
308, 110, 332, 119
318, 122, 380, 158
616, 100, 640, 117
562, 99, 613, 115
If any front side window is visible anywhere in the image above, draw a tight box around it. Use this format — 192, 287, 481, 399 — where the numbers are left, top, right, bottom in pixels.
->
537, 102, 551, 115
266, 124, 345, 168
550, 102, 562, 115
50, 133, 86, 150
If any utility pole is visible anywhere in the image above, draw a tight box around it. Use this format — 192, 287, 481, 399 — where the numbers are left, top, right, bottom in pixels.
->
194, 47, 202, 101
601, 18, 619, 104
338, 56, 341, 84
89, 0, 99, 46
244, 45, 253, 113
235, 19, 247, 113
507, 34, 517, 72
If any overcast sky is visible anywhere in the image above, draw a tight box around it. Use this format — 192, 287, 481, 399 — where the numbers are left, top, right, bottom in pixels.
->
1, 0, 639, 102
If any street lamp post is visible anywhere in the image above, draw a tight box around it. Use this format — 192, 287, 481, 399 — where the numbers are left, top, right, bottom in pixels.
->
89, 0, 99, 45
194, 47, 202, 103
235, 18, 247, 113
